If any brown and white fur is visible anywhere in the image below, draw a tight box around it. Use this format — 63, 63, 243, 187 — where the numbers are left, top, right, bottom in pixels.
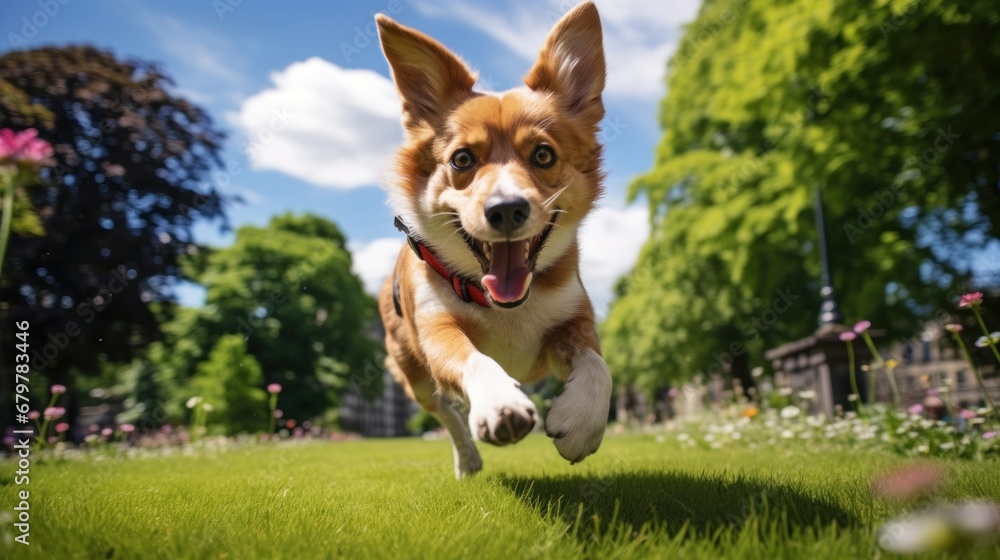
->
376, 2, 612, 478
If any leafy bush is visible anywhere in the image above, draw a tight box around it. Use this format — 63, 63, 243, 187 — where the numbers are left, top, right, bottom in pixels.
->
186, 335, 267, 435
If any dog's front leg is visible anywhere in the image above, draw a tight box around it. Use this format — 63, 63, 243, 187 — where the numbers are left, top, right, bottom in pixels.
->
420, 316, 537, 446
544, 318, 613, 464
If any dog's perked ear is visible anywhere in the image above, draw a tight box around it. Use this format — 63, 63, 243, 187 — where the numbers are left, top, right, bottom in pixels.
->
523, 1, 606, 128
375, 14, 477, 133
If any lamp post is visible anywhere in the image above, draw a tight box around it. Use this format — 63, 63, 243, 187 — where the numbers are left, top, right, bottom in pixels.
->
813, 187, 843, 334
765, 188, 872, 415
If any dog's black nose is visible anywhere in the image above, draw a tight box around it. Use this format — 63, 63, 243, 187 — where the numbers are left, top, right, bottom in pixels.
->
484, 196, 530, 232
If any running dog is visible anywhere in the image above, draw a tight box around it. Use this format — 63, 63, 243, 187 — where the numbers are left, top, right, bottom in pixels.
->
376, 1, 612, 478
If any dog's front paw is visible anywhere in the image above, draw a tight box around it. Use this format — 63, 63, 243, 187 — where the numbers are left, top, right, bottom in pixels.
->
545, 348, 612, 464
545, 391, 607, 463
468, 385, 536, 446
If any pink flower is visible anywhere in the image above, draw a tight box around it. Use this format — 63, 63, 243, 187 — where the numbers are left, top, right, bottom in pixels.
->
839, 331, 857, 342
853, 320, 871, 333
959, 409, 977, 420
0, 128, 53, 166
958, 292, 983, 309
43, 406, 65, 420
50, 384, 67, 395
984, 431, 998, 440
274, 409, 283, 418
944, 324, 963, 333
119, 424, 135, 433
54, 422, 69, 433
907, 404, 924, 415
101, 427, 113, 437
160, 425, 173, 434
267, 383, 282, 394
667, 388, 678, 398
27, 410, 40, 420
870, 464, 945, 501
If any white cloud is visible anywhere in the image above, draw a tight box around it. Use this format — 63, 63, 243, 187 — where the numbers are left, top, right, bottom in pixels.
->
414, 0, 701, 100
579, 204, 650, 316
351, 237, 405, 296
234, 57, 402, 189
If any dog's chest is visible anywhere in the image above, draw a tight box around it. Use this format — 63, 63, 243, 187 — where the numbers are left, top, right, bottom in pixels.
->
470, 285, 582, 382
475, 315, 550, 381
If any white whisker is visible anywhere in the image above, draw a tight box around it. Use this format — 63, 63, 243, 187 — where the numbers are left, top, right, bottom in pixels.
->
542, 185, 569, 210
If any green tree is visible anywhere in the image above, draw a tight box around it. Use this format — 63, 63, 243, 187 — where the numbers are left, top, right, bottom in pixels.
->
172, 213, 378, 422
603, 0, 999, 391
115, 354, 169, 429
187, 334, 266, 435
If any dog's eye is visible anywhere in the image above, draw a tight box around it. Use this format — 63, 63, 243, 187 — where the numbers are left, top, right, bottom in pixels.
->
450, 149, 477, 171
531, 145, 556, 168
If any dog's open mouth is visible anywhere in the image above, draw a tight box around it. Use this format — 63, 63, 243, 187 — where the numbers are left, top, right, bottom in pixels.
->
461, 215, 557, 308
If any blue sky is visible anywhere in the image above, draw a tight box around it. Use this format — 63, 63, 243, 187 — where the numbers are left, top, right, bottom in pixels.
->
1, 0, 703, 314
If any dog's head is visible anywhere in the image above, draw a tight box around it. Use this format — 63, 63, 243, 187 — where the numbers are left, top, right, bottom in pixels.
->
377, 2, 605, 307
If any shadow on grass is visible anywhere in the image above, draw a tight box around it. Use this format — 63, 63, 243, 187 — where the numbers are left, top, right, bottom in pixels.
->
497, 470, 862, 544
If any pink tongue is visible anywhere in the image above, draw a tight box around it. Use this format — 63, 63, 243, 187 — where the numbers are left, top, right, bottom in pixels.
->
481, 241, 532, 303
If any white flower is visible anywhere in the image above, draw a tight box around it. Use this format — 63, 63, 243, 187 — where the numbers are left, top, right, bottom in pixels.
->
677, 433, 690, 442
781, 429, 794, 439
778, 387, 794, 396
780, 405, 801, 419
939, 441, 954, 450
917, 444, 929, 454
202, 403, 214, 412
751, 367, 764, 378
185, 396, 203, 409
798, 390, 816, 400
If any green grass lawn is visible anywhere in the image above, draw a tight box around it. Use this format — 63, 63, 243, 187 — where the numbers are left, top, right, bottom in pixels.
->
2, 433, 999, 559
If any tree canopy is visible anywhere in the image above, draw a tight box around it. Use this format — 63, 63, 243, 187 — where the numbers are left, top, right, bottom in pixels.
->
602, 0, 1000, 391
0, 46, 228, 393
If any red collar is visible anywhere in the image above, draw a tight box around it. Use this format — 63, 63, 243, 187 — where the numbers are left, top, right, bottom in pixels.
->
394, 217, 492, 308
